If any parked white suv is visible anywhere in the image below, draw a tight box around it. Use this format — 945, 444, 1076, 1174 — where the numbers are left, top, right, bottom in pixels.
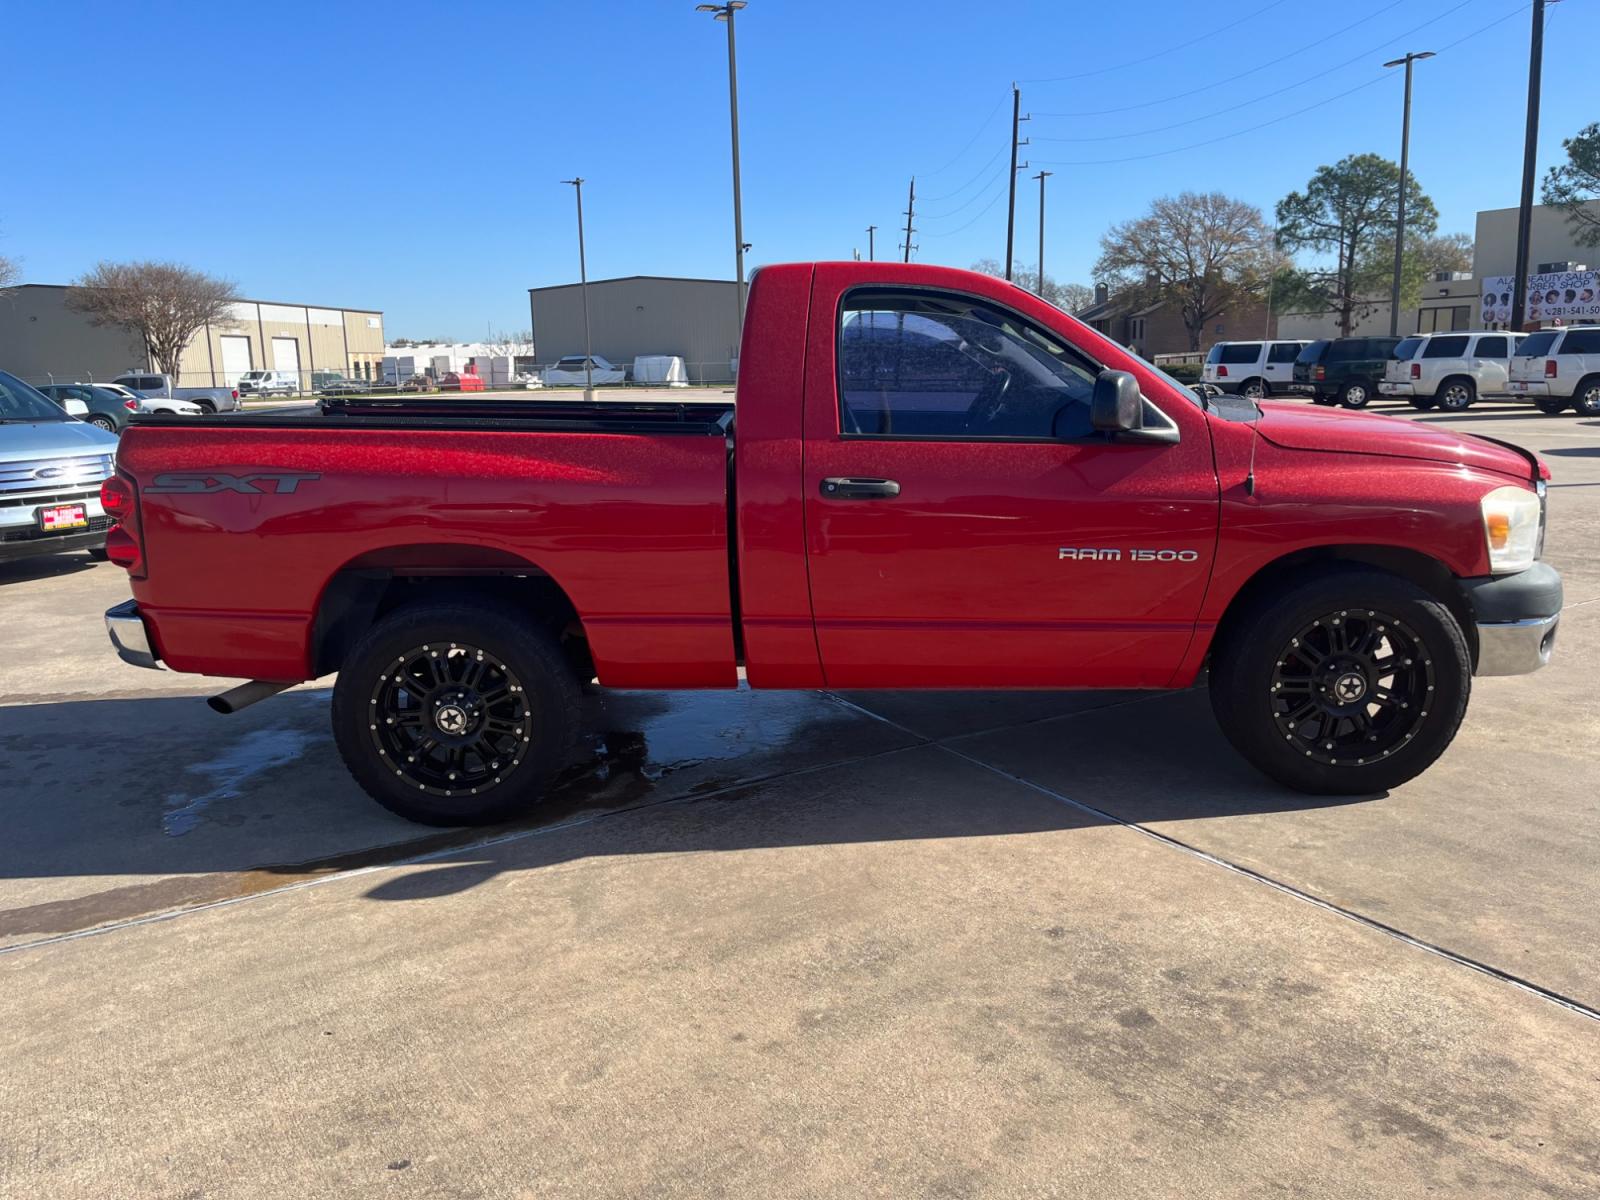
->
1378, 331, 1524, 412
1201, 340, 1308, 398
1508, 326, 1600, 416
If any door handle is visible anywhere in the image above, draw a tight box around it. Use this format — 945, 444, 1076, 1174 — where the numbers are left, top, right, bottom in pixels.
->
820, 476, 901, 499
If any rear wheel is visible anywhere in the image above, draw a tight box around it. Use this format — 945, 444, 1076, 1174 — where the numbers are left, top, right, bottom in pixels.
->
1535, 397, 1568, 416
1209, 567, 1470, 795
331, 602, 579, 826
1239, 377, 1267, 400
1338, 380, 1372, 409
88, 415, 117, 433
1572, 377, 1600, 417
1436, 377, 1476, 412
196, 400, 217, 414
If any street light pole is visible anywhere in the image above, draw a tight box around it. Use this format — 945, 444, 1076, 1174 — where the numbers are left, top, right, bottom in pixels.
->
1512, 0, 1548, 333
1033, 170, 1052, 296
697, 1, 748, 331
1383, 50, 1433, 337
866, 224, 876, 262
561, 177, 595, 401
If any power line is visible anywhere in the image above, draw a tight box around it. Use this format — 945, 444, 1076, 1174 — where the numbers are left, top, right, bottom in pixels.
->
919, 180, 1011, 240
1030, 2, 1529, 168
918, 141, 1009, 205
919, 167, 1009, 223
1019, 0, 1294, 84
1030, 0, 1410, 119
919, 89, 1012, 178
1029, 0, 1476, 144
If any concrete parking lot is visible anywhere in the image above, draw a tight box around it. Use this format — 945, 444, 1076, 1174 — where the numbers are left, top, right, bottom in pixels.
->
2, 400, 1597, 1197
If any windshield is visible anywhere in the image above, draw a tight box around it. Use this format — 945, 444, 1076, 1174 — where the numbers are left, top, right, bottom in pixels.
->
0, 371, 72, 422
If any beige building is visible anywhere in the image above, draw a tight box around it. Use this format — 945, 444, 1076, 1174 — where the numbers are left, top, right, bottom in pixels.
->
529, 276, 741, 385
0, 284, 385, 390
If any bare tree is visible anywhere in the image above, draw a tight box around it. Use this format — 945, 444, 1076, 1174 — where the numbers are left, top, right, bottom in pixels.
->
1094, 192, 1278, 351
67, 261, 238, 383
481, 327, 537, 360
0, 252, 17, 292
1412, 231, 1472, 276
970, 259, 1093, 312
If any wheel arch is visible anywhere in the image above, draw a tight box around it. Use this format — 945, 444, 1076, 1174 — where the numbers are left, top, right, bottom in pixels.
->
310, 543, 591, 680
1572, 373, 1600, 407
1208, 544, 1477, 671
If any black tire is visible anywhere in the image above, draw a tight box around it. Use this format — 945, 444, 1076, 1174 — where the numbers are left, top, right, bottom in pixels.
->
1239, 377, 1267, 400
331, 601, 579, 826
1209, 567, 1471, 795
1436, 377, 1476, 412
1408, 396, 1438, 411
1535, 397, 1569, 416
88, 415, 117, 433
1311, 393, 1338, 406
85, 547, 109, 561
1572, 376, 1600, 417
197, 400, 217, 414
1338, 380, 1372, 409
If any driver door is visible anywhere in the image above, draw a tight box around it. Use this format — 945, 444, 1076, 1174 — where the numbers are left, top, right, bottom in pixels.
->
802, 273, 1220, 689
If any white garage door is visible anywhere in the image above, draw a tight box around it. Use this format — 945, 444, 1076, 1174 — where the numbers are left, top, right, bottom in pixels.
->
272, 337, 301, 388
219, 335, 252, 386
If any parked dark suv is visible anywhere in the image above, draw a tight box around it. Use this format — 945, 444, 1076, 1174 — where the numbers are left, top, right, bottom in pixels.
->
1291, 336, 1404, 409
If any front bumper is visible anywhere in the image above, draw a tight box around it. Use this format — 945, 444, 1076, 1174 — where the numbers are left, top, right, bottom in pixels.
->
1462, 563, 1562, 676
106, 599, 163, 670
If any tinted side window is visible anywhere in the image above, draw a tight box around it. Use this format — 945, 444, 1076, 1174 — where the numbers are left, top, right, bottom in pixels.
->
1473, 336, 1508, 358
1295, 341, 1329, 365
1423, 335, 1470, 358
1560, 329, 1600, 354
1392, 337, 1424, 359
1219, 343, 1259, 364
1518, 332, 1560, 356
1327, 340, 1365, 362
839, 289, 1100, 440
1267, 342, 1301, 363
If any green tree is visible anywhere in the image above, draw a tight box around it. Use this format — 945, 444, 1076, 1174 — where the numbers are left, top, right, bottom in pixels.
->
1093, 191, 1278, 351
970, 259, 1092, 313
1273, 154, 1437, 337
1541, 122, 1600, 248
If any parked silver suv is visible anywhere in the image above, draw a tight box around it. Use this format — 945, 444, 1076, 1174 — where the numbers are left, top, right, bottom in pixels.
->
0, 370, 119, 562
1378, 331, 1525, 412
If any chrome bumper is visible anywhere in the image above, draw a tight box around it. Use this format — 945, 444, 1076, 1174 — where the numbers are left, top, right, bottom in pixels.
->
1475, 613, 1559, 677
105, 599, 162, 671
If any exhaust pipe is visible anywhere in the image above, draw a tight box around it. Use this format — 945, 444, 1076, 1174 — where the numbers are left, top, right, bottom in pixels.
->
208, 680, 294, 715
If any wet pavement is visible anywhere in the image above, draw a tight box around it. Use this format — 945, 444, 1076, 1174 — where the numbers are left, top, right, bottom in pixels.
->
2, 401, 1598, 1197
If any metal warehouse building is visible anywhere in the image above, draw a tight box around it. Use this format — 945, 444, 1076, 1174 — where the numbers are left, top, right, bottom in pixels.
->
0, 284, 386, 390
529, 276, 741, 385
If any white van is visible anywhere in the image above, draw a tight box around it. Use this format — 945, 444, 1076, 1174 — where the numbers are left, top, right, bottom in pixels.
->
1508, 326, 1600, 416
237, 370, 299, 397
1378, 331, 1525, 412
1201, 340, 1309, 398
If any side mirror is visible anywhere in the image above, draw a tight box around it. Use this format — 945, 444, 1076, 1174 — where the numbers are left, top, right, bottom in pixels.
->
1091, 369, 1143, 434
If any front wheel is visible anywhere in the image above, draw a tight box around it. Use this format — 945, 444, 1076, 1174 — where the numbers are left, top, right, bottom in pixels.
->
1209, 568, 1470, 795
1339, 380, 1371, 409
331, 601, 580, 826
1239, 378, 1267, 400
88, 415, 117, 433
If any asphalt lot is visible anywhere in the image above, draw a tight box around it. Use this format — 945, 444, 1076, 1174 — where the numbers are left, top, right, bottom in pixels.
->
2, 398, 1598, 1197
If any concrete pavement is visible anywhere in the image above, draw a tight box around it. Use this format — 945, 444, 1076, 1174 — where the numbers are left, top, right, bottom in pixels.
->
2, 399, 1597, 1197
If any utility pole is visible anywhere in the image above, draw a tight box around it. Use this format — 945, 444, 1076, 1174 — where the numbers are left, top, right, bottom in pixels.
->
1383, 51, 1434, 336
1511, 0, 1548, 333
1004, 85, 1029, 281
1033, 170, 1052, 296
901, 178, 917, 263
866, 225, 877, 262
561, 178, 595, 400
696, 2, 749, 329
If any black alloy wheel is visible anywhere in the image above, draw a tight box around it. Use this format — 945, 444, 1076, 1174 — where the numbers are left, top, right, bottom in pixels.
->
1268, 609, 1434, 767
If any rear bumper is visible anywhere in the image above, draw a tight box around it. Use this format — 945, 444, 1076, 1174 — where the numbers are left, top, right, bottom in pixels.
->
0, 527, 107, 562
1378, 382, 1416, 396
1506, 381, 1552, 397
1461, 563, 1562, 676
106, 599, 163, 670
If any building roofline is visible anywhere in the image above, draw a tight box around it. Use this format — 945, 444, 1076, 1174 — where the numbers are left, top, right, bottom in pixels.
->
528, 275, 739, 293
11, 282, 382, 317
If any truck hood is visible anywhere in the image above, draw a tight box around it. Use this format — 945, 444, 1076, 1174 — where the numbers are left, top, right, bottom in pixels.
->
1254, 401, 1533, 480
0, 419, 120, 463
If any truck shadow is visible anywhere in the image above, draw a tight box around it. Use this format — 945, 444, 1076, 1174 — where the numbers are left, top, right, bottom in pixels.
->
0, 553, 98, 588
0, 686, 1381, 939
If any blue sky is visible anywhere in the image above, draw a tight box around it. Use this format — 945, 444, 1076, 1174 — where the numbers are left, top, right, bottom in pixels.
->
6, 0, 1596, 338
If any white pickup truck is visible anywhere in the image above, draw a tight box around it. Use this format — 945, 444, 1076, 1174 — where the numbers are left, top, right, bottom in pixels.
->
111, 372, 241, 414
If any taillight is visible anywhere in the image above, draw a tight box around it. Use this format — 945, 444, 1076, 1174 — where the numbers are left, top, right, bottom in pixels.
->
99, 475, 144, 577
1410, 362, 1421, 379
1545, 359, 1557, 378
1216, 364, 1228, 377
124, 398, 138, 411
231, 388, 239, 400
1315, 365, 1325, 381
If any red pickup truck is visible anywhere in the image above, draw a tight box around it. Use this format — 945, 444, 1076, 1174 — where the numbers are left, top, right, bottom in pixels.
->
101, 262, 1562, 825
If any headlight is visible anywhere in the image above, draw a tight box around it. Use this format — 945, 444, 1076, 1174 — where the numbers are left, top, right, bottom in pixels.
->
1480, 484, 1542, 574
